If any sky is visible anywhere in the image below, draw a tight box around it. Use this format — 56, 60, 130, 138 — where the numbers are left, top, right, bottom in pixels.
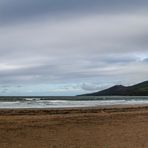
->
0, 0, 148, 96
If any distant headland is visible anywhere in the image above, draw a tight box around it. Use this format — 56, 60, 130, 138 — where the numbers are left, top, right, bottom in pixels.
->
80, 81, 148, 96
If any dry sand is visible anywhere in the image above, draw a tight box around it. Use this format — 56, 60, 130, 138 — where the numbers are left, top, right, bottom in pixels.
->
0, 106, 148, 148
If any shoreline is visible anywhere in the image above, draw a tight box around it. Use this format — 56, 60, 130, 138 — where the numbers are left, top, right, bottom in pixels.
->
0, 104, 148, 115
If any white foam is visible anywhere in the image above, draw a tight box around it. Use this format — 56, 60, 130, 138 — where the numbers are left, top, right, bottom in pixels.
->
0, 97, 148, 108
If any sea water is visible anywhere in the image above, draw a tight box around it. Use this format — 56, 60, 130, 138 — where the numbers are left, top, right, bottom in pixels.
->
0, 96, 148, 108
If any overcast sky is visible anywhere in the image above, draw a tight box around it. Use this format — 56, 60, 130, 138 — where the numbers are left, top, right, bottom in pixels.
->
0, 0, 148, 96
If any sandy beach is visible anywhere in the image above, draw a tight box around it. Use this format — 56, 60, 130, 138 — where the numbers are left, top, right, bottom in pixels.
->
0, 106, 148, 148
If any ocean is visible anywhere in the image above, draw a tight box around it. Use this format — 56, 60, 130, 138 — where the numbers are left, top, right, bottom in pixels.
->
0, 96, 148, 108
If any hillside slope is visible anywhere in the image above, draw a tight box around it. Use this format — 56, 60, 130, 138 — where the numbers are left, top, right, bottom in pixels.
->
81, 81, 148, 96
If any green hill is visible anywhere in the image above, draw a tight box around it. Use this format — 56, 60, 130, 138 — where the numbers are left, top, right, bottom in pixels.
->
81, 81, 148, 96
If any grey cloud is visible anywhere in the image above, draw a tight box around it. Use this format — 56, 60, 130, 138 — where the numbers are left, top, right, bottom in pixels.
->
143, 58, 148, 63
0, 55, 147, 85
80, 82, 118, 92
0, 86, 9, 94
0, 0, 148, 25
1, 13, 148, 58
0, 1, 148, 95
81, 83, 101, 91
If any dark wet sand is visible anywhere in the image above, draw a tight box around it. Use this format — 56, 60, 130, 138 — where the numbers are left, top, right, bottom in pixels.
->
0, 106, 148, 148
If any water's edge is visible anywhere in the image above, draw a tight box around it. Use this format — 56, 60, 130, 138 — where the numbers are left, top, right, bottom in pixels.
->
0, 96, 148, 109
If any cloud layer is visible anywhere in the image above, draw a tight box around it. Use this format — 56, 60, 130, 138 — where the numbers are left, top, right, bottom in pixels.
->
0, 0, 148, 95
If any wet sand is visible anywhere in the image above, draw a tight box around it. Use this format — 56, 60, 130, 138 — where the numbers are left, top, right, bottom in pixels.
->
0, 106, 148, 148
